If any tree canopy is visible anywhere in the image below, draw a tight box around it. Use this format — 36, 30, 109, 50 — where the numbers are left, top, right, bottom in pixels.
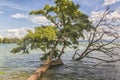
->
11, 0, 93, 61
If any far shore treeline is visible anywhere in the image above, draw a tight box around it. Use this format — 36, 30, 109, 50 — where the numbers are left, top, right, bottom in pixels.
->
0, 37, 20, 43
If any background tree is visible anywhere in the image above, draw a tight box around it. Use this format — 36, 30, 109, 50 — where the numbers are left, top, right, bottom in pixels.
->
2, 38, 20, 43
11, 0, 92, 63
11, 0, 93, 79
0, 38, 2, 43
72, 8, 120, 66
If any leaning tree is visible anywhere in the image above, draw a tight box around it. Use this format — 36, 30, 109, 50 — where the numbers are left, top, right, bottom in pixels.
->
72, 8, 120, 66
11, 0, 93, 79
11, 0, 92, 65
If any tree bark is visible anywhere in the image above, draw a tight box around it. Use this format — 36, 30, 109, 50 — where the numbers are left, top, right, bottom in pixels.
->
27, 59, 63, 80
58, 45, 66, 59
27, 37, 63, 80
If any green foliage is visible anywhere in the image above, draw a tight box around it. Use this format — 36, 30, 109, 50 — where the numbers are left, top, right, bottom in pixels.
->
12, 0, 93, 60
1, 38, 20, 43
11, 26, 57, 54
2, 38, 9, 43
0, 38, 2, 43
30, 0, 92, 45
0, 71, 5, 75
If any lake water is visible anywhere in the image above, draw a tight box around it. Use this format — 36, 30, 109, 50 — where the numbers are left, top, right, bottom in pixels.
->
0, 44, 41, 80
0, 44, 120, 80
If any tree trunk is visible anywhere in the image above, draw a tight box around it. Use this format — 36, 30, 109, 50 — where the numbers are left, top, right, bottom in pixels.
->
72, 45, 91, 60
27, 39, 63, 80
27, 58, 51, 80
58, 45, 66, 59
72, 51, 86, 60
27, 59, 63, 80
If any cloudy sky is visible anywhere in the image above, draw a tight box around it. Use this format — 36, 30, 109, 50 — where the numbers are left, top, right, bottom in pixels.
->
0, 0, 120, 38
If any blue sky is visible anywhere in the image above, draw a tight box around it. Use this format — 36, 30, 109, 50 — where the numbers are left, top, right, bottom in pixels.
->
0, 0, 120, 38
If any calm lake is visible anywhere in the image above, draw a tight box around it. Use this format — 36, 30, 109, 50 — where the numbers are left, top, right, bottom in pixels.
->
0, 44, 120, 80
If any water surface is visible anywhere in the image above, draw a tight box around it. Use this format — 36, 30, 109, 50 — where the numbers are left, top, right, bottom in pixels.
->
0, 44, 120, 80
0, 44, 41, 80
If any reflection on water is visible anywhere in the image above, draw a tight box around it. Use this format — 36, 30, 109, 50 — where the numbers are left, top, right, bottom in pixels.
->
0, 44, 120, 80
40, 60, 120, 80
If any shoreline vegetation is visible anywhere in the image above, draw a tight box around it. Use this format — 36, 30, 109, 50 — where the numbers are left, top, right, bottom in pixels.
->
1, 37, 119, 44
0, 38, 20, 43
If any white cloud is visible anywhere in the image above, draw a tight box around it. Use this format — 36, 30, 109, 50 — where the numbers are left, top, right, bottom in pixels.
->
106, 10, 120, 19
0, 10, 4, 14
0, 34, 3, 38
90, 10, 105, 23
6, 27, 32, 38
90, 8, 120, 40
0, 0, 32, 11
0, 1, 24, 11
11, 13, 28, 19
11, 13, 54, 25
90, 9, 120, 24
29, 15, 52, 25
104, 0, 120, 6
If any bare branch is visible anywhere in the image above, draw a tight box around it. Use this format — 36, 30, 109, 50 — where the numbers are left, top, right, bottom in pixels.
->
72, 7, 120, 66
